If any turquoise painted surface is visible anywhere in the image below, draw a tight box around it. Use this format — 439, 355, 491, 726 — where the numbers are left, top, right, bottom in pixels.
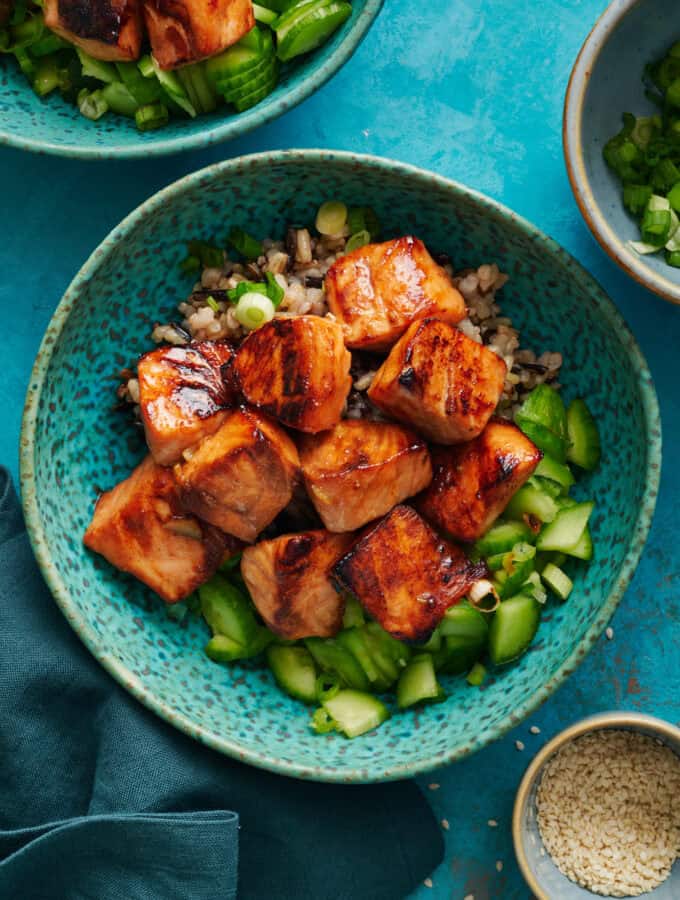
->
0, 0, 678, 896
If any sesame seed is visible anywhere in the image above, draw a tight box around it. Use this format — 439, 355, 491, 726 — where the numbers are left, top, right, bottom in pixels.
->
428, 783, 440, 791
496, 860, 503, 872
441, 818, 450, 831
423, 877, 433, 888
487, 819, 498, 828
464, 895, 475, 900
530, 725, 541, 734
605, 627, 614, 640
515, 740, 525, 751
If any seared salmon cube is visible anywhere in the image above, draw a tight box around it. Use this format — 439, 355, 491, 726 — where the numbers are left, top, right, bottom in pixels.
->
138, 340, 235, 466
367, 318, 507, 444
174, 406, 299, 542
241, 530, 355, 640
143, 0, 255, 69
333, 505, 486, 642
417, 419, 542, 542
324, 237, 466, 350
298, 420, 432, 532
83, 455, 227, 603
45, 0, 143, 61
232, 315, 352, 433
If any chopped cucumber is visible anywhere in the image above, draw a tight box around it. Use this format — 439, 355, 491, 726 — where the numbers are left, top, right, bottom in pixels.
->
485, 551, 507, 571
151, 57, 197, 117
321, 689, 390, 738
515, 415, 568, 462
276, 0, 352, 62
116, 61, 163, 105
435, 603, 488, 674
363, 622, 411, 686
76, 48, 119, 84
498, 542, 536, 598
466, 662, 487, 686
397, 654, 444, 709
182, 61, 219, 113
563, 525, 594, 561
342, 595, 365, 628
489, 594, 541, 666
267, 645, 318, 703
336, 627, 388, 690
231, 60, 278, 111
304, 637, 369, 691
505, 484, 559, 525
566, 399, 601, 471
534, 454, 575, 490
253, 2, 279, 23
536, 501, 594, 553
101, 82, 139, 117
541, 563, 573, 601
473, 520, 534, 556
516, 384, 568, 442
205, 28, 267, 84
205, 628, 271, 662
199, 576, 259, 646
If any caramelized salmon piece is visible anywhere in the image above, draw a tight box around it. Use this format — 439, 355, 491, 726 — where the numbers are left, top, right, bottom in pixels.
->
333, 505, 486, 642
241, 530, 355, 640
45, 0, 143, 61
417, 419, 542, 542
83, 455, 227, 603
324, 237, 466, 350
298, 420, 432, 533
232, 316, 352, 433
143, 0, 254, 69
368, 318, 507, 444
174, 406, 299, 542
137, 340, 234, 466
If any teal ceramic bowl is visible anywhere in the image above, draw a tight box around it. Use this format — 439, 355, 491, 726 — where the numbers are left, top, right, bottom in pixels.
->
20, 150, 661, 782
0, 1, 381, 159
564, 0, 680, 305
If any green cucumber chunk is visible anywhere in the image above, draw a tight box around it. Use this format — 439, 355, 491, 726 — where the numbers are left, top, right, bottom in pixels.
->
536, 501, 594, 553
563, 525, 593, 561
363, 622, 411, 685
182, 61, 219, 113
253, 2, 279, 23
205, 27, 267, 84
515, 415, 567, 462
205, 628, 271, 662
473, 520, 534, 557
304, 637, 369, 691
505, 484, 559, 525
277, 1, 351, 62
231, 61, 278, 111
116, 61, 163, 104
100, 82, 138, 117
342, 594, 365, 628
489, 595, 541, 666
439, 602, 489, 642
77, 48, 119, 84
541, 563, 573, 601
497, 542, 536, 598
534, 454, 575, 490
267, 645, 318, 703
397, 654, 444, 709
566, 399, 601, 471
199, 576, 259, 646
466, 661, 487, 686
151, 58, 197, 117
516, 384, 568, 441
336, 627, 388, 689
321, 689, 390, 738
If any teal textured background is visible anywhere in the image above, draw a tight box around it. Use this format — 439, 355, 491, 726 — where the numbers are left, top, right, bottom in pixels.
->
0, 0, 678, 897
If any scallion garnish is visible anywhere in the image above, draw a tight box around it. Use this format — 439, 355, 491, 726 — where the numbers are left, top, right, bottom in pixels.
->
205, 295, 220, 313
234, 292, 275, 330
228, 227, 264, 260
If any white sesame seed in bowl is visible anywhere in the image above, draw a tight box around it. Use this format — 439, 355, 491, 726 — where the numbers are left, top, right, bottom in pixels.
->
512, 713, 680, 900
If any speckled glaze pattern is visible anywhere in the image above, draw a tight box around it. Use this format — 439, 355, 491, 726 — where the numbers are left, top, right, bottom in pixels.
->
0, 0, 381, 160
20, 151, 661, 783
564, 0, 680, 305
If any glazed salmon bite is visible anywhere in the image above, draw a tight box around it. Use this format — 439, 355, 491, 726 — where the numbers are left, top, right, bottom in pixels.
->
44, 0, 143, 61
367, 318, 507, 444
324, 237, 467, 350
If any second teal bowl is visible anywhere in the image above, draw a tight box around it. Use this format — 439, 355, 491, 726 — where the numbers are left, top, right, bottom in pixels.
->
20, 150, 661, 781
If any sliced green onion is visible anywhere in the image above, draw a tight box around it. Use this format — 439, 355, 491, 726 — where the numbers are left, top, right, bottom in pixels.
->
235, 292, 275, 330
345, 229, 371, 253
227, 280, 266, 302
78, 88, 109, 121
101, 82, 139, 117
265, 271, 284, 307
623, 183, 652, 216
134, 101, 168, 131
253, 2, 279, 23
30, 33, 68, 56
311, 707, 336, 734
32, 55, 59, 96
315, 200, 348, 236
138, 54, 156, 78
667, 77, 680, 108
14, 46, 35, 78
316, 672, 341, 702
466, 662, 487, 686
228, 226, 264, 259
77, 49, 119, 85
652, 158, 680, 192
667, 181, 680, 212
188, 240, 224, 269
641, 206, 671, 244
205, 295, 220, 313
180, 255, 201, 274
666, 250, 680, 267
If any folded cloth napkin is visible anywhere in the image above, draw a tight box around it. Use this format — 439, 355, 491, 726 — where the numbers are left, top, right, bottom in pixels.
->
0, 468, 443, 900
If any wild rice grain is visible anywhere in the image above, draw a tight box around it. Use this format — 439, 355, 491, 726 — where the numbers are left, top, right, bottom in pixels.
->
536, 730, 680, 897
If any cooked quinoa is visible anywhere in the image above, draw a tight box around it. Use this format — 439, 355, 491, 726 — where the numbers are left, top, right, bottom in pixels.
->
536, 730, 680, 897
120, 226, 563, 419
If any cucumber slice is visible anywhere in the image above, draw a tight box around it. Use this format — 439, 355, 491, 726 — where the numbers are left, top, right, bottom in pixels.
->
304, 637, 369, 691
216, 45, 273, 94
541, 563, 573, 601
516, 384, 568, 442
505, 484, 559, 524
515, 415, 567, 462
466, 662, 487, 686
116, 62, 163, 104
336, 627, 387, 689
151, 57, 197, 117
363, 622, 411, 686
199, 576, 259, 646
485, 551, 507, 571
321, 689, 390, 738
473, 520, 534, 557
529, 475, 563, 499
273, 0, 333, 35
536, 501, 594, 553
231, 61, 279, 111
342, 595, 365, 628
222, 54, 276, 102
276, 1, 352, 62
205, 628, 271, 662
397, 654, 444, 709
563, 525, 594, 561
100, 82, 138, 117
489, 595, 541, 665
498, 542, 536, 599
182, 62, 218, 113
205, 28, 266, 84
253, 2, 279, 23
534, 454, 575, 490
439, 603, 489, 642
566, 399, 601, 471
76, 48, 119, 84
267, 645, 318, 703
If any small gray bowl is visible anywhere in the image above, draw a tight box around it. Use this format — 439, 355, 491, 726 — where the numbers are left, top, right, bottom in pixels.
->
513, 712, 680, 899
563, 0, 680, 305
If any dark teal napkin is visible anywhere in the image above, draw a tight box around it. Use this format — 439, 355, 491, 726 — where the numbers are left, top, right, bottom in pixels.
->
0, 468, 443, 899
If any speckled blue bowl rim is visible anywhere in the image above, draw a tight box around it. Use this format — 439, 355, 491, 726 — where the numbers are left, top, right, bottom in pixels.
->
0, 0, 382, 160
563, 0, 680, 306
19, 150, 662, 782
